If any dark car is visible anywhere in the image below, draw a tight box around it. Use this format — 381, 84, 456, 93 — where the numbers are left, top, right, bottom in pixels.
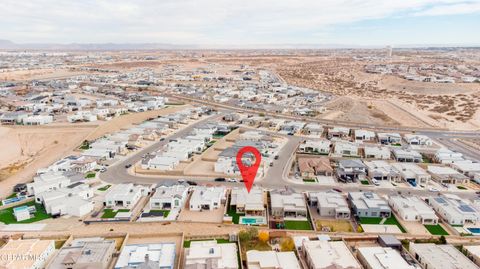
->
125, 164, 132, 168
274, 155, 279, 160
160, 138, 165, 141
214, 177, 226, 182
187, 180, 198, 186
332, 188, 343, 193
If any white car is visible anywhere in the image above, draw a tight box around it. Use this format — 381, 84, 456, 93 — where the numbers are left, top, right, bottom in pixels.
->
371, 179, 380, 186
428, 187, 440, 192
227, 178, 237, 183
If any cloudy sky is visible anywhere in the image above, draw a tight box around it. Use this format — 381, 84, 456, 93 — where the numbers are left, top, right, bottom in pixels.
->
1, 0, 480, 46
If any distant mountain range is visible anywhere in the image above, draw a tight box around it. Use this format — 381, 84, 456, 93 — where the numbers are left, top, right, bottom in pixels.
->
0, 39, 478, 50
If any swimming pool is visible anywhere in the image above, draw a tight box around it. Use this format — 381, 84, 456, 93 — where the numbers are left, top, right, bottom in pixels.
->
467, 228, 480, 235
240, 216, 266, 225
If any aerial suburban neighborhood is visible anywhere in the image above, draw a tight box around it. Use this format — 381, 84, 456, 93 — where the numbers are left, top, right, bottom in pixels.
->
1, 1, 480, 268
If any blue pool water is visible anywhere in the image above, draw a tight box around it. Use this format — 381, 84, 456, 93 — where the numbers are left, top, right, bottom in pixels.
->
241, 218, 257, 225
467, 228, 480, 235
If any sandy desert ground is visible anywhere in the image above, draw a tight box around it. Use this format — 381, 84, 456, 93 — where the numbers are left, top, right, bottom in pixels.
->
0, 105, 189, 198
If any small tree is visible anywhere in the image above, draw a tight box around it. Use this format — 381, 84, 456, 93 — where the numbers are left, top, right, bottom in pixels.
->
239, 227, 258, 242
438, 235, 447, 245
258, 230, 269, 243
280, 237, 295, 252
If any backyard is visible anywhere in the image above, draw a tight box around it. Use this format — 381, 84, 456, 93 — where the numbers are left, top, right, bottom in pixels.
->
424, 224, 449, 235
227, 206, 244, 224
0, 201, 51, 224
284, 220, 312, 230
101, 209, 130, 219
359, 216, 406, 233
316, 219, 353, 232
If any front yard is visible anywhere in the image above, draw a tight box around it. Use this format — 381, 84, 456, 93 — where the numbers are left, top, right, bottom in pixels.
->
97, 185, 111, 191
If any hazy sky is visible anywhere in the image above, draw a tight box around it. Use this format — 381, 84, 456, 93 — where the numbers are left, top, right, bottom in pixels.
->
1, 0, 480, 45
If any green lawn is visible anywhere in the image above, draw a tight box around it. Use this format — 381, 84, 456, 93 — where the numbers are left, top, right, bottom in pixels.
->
303, 178, 316, 183
424, 224, 449, 235
359, 216, 406, 233
183, 238, 230, 248
101, 209, 130, 219
213, 134, 226, 139
0, 201, 51, 224
6, 193, 18, 199
150, 210, 170, 217
360, 180, 370, 185
98, 185, 111, 191
457, 186, 467, 190
85, 172, 96, 179
284, 220, 312, 230
227, 206, 244, 224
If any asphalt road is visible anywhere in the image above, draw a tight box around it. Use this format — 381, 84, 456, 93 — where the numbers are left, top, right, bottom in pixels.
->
99, 112, 225, 184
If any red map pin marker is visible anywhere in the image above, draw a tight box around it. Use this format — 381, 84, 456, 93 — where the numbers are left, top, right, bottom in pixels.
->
236, 146, 261, 193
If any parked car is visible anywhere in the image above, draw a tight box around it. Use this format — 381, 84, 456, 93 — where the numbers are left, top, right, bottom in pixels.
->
227, 178, 237, 183
274, 155, 279, 160
214, 177, 226, 182
428, 187, 440, 192
332, 188, 343, 193
187, 180, 198, 186
125, 164, 132, 168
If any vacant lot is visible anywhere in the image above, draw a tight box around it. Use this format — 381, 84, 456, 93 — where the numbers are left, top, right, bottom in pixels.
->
316, 219, 353, 233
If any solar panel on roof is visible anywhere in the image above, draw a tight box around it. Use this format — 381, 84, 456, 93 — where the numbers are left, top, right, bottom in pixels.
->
434, 197, 447, 204
459, 205, 476, 213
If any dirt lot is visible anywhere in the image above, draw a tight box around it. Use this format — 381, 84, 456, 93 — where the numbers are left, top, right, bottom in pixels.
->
86, 105, 189, 140
177, 206, 226, 223
0, 125, 95, 197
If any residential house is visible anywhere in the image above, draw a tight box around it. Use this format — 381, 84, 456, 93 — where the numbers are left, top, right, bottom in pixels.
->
391, 163, 431, 187
354, 129, 376, 142
308, 191, 350, 219
428, 165, 469, 185
357, 247, 416, 269
189, 186, 226, 211
47, 238, 115, 269
184, 240, 238, 269
389, 195, 438, 224
298, 140, 331, 155
336, 159, 367, 182
302, 240, 361, 269
270, 190, 308, 220
150, 185, 189, 210
333, 141, 360, 157
404, 134, 433, 146
247, 250, 301, 269
348, 192, 391, 218
409, 243, 478, 269
230, 187, 266, 225
377, 133, 401, 145
392, 148, 422, 163
363, 145, 391, 159
104, 183, 148, 209
115, 243, 176, 269
428, 194, 480, 225
327, 126, 350, 139
364, 160, 401, 182
298, 157, 333, 178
